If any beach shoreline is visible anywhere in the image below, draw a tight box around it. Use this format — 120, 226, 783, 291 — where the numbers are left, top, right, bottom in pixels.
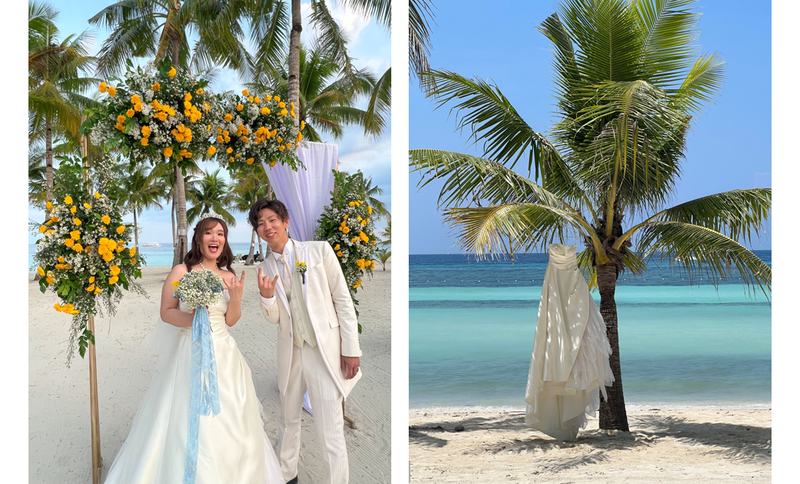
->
410, 406, 771, 483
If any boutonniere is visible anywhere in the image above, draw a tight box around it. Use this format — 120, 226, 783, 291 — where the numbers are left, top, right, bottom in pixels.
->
295, 260, 307, 284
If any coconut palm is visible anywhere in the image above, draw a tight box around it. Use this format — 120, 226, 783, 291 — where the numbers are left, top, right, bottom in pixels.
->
253, 42, 384, 141
410, 0, 771, 431
116, 164, 164, 252
89, 0, 288, 266
373, 247, 391, 270
378, 220, 390, 247
186, 169, 237, 227
29, 0, 99, 201
341, 170, 389, 221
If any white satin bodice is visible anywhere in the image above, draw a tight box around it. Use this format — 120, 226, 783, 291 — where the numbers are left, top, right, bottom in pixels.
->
547, 244, 579, 270
178, 290, 231, 335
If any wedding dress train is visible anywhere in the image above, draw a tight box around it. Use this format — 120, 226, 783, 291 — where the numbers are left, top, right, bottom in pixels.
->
524, 244, 614, 441
104, 290, 283, 484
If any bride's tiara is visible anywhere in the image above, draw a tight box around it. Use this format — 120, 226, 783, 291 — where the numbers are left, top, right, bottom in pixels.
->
198, 212, 226, 223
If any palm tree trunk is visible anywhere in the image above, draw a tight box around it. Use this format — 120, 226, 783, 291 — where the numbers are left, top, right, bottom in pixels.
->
172, 163, 188, 267
288, 0, 302, 129
246, 229, 256, 265
133, 204, 139, 252
596, 263, 629, 432
171, 198, 176, 248
45, 116, 54, 201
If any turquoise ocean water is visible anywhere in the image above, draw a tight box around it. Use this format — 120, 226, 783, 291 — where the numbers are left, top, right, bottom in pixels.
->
410, 252, 771, 409
28, 242, 260, 270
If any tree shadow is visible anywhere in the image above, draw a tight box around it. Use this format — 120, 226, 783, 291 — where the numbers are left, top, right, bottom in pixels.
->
409, 411, 771, 472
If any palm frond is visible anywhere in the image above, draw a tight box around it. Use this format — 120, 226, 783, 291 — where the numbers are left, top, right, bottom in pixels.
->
637, 221, 771, 297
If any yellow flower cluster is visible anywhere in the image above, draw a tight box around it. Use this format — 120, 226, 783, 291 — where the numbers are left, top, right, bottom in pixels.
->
54, 303, 80, 315
348, 200, 363, 207
97, 237, 120, 262
351, 280, 363, 289
171, 123, 193, 145
184, 93, 203, 123
356, 259, 375, 270
99, 82, 117, 97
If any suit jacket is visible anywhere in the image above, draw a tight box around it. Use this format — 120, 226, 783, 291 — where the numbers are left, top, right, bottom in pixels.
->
259, 240, 362, 398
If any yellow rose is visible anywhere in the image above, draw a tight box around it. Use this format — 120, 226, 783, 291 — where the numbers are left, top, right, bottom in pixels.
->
126, 108, 135, 117
260, 107, 269, 115
278, 102, 285, 108
246, 158, 254, 165
130, 247, 137, 256
70, 206, 77, 214
37, 267, 45, 276
141, 137, 149, 146
164, 147, 173, 158
95, 191, 101, 199
83, 203, 92, 210
274, 95, 280, 102
226, 147, 233, 154
242, 89, 249, 96
58, 256, 65, 263
103, 253, 114, 262
208, 146, 217, 155
73, 218, 82, 226
86, 284, 95, 292
73, 244, 83, 252
46, 201, 53, 210
116, 226, 125, 235
94, 287, 102, 294
236, 104, 244, 111
109, 276, 119, 285
39, 225, 47, 233
168, 67, 177, 78
184, 92, 192, 102
153, 82, 161, 91
269, 161, 277, 167
70, 230, 81, 240
197, 88, 204, 95
141, 125, 151, 137
336, 251, 343, 257
131, 94, 141, 104
64, 239, 75, 247
89, 276, 95, 283
108, 86, 117, 96
64, 195, 73, 205
110, 266, 121, 276
99, 82, 108, 93
101, 215, 111, 225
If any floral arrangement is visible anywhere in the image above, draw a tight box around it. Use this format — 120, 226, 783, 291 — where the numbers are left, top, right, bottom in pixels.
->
33, 158, 143, 363
83, 59, 218, 168
316, 171, 379, 315
209, 89, 303, 170
172, 269, 225, 308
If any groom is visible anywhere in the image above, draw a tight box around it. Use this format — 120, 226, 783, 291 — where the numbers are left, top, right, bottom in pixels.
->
250, 199, 362, 484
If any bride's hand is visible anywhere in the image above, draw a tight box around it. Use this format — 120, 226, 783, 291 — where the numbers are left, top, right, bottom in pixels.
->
223, 271, 246, 303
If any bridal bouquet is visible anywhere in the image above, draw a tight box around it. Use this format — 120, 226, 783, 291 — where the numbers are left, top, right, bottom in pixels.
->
172, 269, 225, 308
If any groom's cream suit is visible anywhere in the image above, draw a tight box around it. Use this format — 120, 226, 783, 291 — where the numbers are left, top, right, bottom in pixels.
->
259, 238, 361, 484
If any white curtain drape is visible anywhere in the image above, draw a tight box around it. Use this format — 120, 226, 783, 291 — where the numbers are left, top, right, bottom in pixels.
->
260, 141, 338, 241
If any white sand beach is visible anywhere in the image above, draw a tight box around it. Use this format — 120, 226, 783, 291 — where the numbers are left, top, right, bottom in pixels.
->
409, 406, 770, 483
28, 263, 391, 484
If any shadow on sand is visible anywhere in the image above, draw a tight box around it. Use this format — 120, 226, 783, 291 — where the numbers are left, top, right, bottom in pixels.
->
409, 411, 770, 472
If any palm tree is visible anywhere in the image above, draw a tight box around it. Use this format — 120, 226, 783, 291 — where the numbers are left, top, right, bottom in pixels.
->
373, 247, 391, 271
230, 166, 271, 265
116, 164, 164, 252
89, 0, 288, 266
254, 43, 385, 141
410, 0, 771, 432
186, 169, 237, 227
29, 0, 98, 201
149, 160, 202, 248
379, 220, 390, 247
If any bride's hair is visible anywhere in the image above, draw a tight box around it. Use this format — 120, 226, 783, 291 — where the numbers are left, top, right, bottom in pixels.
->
184, 217, 235, 274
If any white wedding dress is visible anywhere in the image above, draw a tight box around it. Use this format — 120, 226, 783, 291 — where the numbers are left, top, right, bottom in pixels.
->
524, 244, 614, 441
104, 290, 283, 484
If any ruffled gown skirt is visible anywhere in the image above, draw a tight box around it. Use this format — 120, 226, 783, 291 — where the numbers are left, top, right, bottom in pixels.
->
524, 244, 614, 441
104, 294, 283, 484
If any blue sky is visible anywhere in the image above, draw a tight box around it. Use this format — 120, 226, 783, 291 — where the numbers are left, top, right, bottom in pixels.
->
409, 0, 772, 254
26, 0, 391, 245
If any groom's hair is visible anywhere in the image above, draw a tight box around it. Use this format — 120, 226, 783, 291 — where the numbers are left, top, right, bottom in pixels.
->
248, 199, 290, 228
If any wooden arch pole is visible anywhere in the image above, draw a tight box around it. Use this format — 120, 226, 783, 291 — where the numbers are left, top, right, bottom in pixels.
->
81, 116, 103, 484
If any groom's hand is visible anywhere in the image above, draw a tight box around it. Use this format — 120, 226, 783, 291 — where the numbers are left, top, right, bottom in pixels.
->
257, 267, 279, 299
341, 356, 360, 380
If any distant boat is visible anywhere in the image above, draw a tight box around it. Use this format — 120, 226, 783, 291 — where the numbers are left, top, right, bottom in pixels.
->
141, 242, 161, 247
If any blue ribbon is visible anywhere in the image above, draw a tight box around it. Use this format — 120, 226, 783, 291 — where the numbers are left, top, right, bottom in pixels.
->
183, 305, 220, 484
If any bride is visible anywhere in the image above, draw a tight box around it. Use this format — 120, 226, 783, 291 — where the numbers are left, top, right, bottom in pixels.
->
104, 216, 283, 484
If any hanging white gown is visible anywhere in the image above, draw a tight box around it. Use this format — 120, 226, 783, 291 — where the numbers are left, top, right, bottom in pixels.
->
104, 290, 283, 484
524, 244, 614, 441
